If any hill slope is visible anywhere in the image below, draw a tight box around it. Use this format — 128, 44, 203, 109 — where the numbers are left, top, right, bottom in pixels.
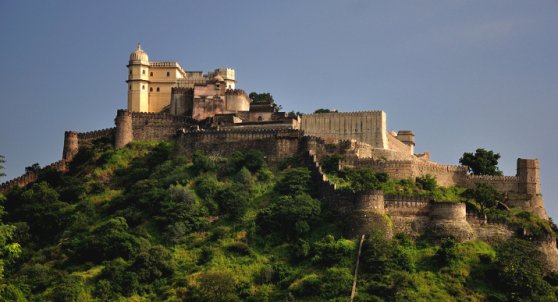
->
0, 139, 557, 301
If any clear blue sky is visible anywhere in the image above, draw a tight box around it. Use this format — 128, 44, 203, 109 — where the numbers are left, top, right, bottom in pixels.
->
1, 1, 557, 218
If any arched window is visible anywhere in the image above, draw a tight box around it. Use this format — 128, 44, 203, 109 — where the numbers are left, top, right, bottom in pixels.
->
142, 70, 146, 75
150, 87, 153, 92
150, 72, 153, 76
258, 116, 263, 121
129, 85, 131, 90
157, 87, 160, 92
142, 85, 145, 90
166, 71, 170, 77
129, 70, 132, 75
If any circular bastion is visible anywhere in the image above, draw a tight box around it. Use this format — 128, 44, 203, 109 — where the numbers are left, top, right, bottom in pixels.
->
350, 191, 392, 238
428, 202, 475, 242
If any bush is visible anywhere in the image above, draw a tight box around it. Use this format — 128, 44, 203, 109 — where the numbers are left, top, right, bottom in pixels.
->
340, 168, 387, 192
320, 267, 353, 298
191, 270, 240, 302
68, 217, 142, 263
226, 242, 252, 256
435, 238, 459, 267
192, 150, 215, 174
214, 185, 250, 220
256, 193, 320, 240
289, 273, 321, 297
275, 168, 312, 196
311, 235, 355, 266
416, 174, 437, 191
493, 239, 553, 300
131, 245, 174, 282
321, 154, 343, 174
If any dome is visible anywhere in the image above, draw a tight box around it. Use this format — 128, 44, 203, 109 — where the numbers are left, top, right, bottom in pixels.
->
129, 43, 149, 62
213, 74, 225, 82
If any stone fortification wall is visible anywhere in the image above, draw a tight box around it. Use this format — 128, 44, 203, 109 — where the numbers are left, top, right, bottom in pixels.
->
301, 111, 388, 149
385, 196, 431, 236
0, 160, 67, 193
177, 128, 302, 162
130, 111, 191, 142
342, 158, 468, 187
1, 126, 116, 193
340, 156, 546, 217
387, 132, 412, 155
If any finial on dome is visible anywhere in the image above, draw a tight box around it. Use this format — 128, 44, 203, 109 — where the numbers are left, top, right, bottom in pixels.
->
129, 43, 149, 62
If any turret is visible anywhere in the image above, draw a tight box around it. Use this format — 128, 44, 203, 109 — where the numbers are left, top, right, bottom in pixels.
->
517, 159, 541, 195
127, 44, 150, 112
62, 131, 79, 161
115, 110, 133, 148
396, 130, 415, 155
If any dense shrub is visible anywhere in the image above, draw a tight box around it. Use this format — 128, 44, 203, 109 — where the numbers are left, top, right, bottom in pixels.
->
130, 245, 174, 282
275, 167, 312, 196
493, 239, 554, 301
257, 193, 320, 240
68, 217, 142, 263
311, 235, 355, 266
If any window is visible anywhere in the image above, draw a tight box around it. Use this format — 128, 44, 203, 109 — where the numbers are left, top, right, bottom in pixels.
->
142, 85, 145, 90
129, 70, 132, 75
142, 70, 146, 75
129, 85, 131, 90
166, 71, 170, 77
150, 72, 153, 76
150, 87, 153, 92
258, 116, 263, 121
157, 87, 160, 92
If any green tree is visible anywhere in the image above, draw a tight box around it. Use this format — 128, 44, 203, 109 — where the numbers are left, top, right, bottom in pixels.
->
493, 239, 554, 301
463, 183, 503, 216
0, 189, 21, 282
313, 108, 337, 114
0, 155, 5, 178
275, 167, 312, 196
249, 92, 281, 112
416, 174, 437, 191
257, 193, 320, 240
131, 245, 174, 282
342, 168, 386, 192
249, 92, 274, 104
192, 270, 240, 302
24, 163, 41, 174
459, 148, 503, 176
214, 185, 250, 220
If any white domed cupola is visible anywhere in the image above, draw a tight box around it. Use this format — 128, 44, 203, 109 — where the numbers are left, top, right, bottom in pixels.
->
129, 43, 149, 63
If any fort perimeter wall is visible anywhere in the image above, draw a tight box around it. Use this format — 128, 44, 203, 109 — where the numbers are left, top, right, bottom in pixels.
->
301, 111, 388, 149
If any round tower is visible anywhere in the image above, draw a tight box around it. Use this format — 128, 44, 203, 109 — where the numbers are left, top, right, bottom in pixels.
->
350, 191, 392, 238
62, 131, 79, 161
428, 202, 474, 242
115, 110, 133, 148
127, 43, 150, 112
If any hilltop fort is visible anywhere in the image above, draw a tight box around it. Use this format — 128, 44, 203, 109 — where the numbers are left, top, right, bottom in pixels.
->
1, 45, 555, 268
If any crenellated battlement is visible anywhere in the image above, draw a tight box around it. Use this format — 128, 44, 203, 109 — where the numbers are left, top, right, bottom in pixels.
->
77, 128, 115, 141
309, 110, 385, 116
225, 89, 248, 96
0, 159, 67, 193
466, 174, 518, 182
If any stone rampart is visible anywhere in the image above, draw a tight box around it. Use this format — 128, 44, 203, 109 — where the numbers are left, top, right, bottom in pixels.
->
0, 160, 67, 193
130, 110, 192, 142
301, 111, 388, 149
77, 128, 115, 142
340, 156, 546, 218
177, 128, 302, 162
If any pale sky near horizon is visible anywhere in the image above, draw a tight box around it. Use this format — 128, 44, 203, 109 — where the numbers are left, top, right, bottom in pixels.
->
1, 1, 557, 218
